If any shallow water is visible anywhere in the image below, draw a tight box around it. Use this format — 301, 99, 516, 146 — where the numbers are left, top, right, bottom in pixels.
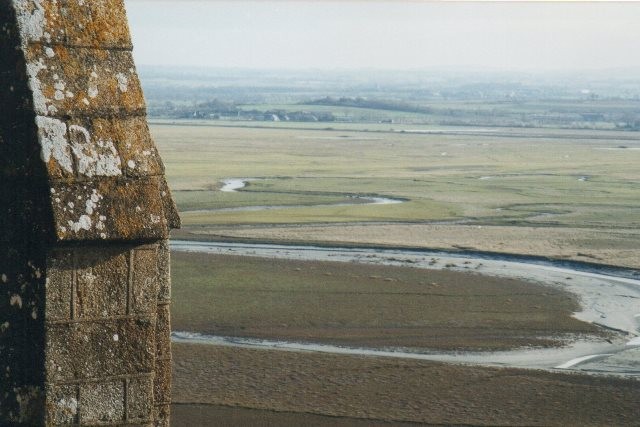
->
199, 178, 405, 213
220, 179, 247, 192
171, 331, 639, 377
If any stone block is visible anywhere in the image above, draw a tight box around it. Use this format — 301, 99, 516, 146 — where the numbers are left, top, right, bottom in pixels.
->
50, 177, 170, 242
24, 44, 144, 117
155, 304, 171, 359
154, 404, 170, 427
75, 248, 128, 319
127, 376, 154, 422
46, 384, 79, 425
157, 241, 171, 303
32, 114, 165, 182
106, 116, 163, 178
13, 0, 132, 48
153, 359, 171, 406
132, 247, 159, 315
45, 249, 74, 321
45, 319, 155, 383
79, 379, 125, 424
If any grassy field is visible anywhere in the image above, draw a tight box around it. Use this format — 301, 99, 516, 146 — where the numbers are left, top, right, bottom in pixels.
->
154, 122, 640, 230
171, 252, 601, 351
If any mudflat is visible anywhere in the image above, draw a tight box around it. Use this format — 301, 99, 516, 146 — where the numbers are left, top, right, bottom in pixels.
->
171, 404, 424, 427
171, 343, 640, 426
171, 252, 603, 351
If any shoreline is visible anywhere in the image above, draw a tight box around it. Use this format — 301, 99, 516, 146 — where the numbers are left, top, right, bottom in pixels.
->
170, 234, 640, 279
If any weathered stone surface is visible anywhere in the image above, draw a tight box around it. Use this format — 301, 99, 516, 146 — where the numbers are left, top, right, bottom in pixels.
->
76, 249, 129, 318
132, 247, 160, 314
1, 2, 179, 424
45, 250, 74, 321
154, 404, 171, 427
46, 384, 78, 425
13, 0, 132, 48
80, 380, 126, 423
33, 114, 164, 181
89, 115, 164, 178
156, 304, 171, 359
46, 318, 156, 383
49, 177, 173, 242
153, 359, 172, 406
159, 178, 181, 230
128, 376, 154, 421
24, 44, 145, 117
157, 241, 171, 303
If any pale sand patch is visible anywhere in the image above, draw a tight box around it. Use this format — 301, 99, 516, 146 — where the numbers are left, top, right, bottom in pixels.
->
193, 224, 640, 268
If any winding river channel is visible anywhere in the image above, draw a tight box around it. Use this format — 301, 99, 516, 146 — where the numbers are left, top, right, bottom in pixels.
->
171, 240, 640, 377
188, 178, 404, 214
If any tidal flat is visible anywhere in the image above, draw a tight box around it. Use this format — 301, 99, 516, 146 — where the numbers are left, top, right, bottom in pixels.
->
170, 344, 640, 426
171, 252, 601, 352
156, 122, 640, 425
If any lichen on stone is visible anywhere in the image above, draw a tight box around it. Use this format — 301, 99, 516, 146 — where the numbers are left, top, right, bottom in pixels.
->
35, 116, 73, 174
12, 0, 45, 46
69, 124, 123, 177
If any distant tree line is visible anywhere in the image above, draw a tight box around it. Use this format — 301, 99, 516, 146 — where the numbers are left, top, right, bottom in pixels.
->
147, 99, 336, 122
306, 97, 433, 114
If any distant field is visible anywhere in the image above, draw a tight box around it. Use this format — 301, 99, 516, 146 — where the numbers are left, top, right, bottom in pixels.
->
153, 121, 640, 235
151, 117, 640, 136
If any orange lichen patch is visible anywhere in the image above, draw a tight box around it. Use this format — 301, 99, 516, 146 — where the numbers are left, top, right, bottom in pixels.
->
40, 82, 56, 101
51, 44, 70, 63
109, 117, 164, 178
96, 178, 168, 240
117, 71, 145, 110
41, 154, 73, 180
86, 0, 131, 48
158, 178, 181, 230
41, 0, 132, 48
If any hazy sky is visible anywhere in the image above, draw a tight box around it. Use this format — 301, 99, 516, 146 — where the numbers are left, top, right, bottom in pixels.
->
125, 1, 640, 71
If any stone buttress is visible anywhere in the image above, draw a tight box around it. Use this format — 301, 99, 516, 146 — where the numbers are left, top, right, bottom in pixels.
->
0, 1, 180, 425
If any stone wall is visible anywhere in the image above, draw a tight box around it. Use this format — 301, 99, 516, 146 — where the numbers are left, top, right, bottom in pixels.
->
45, 243, 172, 424
0, 1, 179, 425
